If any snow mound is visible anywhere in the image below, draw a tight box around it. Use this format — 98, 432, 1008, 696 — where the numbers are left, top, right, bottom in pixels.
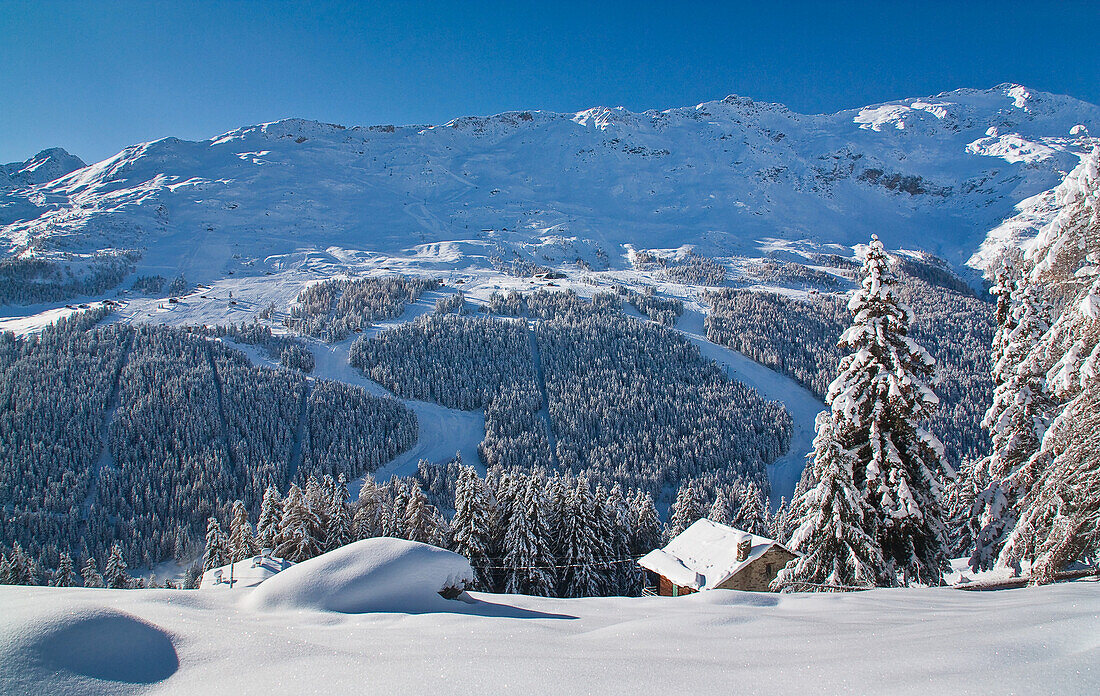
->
0, 607, 178, 695
245, 537, 473, 614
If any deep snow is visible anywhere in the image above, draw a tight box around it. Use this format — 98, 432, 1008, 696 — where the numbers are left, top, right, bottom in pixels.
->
1, 579, 1096, 695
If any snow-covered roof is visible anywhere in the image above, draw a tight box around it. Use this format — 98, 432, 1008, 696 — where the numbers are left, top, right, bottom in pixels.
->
199, 555, 294, 590
638, 519, 792, 590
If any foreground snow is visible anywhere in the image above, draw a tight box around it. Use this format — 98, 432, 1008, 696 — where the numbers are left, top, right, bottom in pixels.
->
1, 579, 1096, 695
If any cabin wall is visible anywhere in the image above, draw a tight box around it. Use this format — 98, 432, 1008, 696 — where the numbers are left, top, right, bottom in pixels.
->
715, 547, 797, 592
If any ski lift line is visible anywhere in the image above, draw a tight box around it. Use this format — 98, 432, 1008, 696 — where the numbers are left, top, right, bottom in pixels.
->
480, 555, 646, 571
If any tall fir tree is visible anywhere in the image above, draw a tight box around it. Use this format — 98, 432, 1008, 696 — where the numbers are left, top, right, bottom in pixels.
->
501, 477, 557, 596
449, 467, 497, 590
629, 490, 664, 557
667, 480, 707, 537
708, 487, 735, 527
275, 484, 324, 562
404, 483, 446, 546
229, 500, 260, 562
256, 486, 282, 552
53, 551, 77, 588
773, 412, 891, 591
827, 234, 949, 586
733, 481, 770, 536
203, 517, 230, 571
104, 544, 129, 589
1002, 147, 1100, 582
559, 477, 602, 597
326, 474, 353, 552
970, 280, 1054, 571
353, 479, 388, 540
81, 557, 104, 588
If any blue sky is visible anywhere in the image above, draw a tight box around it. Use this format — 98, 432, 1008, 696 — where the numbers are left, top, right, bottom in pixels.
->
2, 0, 1098, 164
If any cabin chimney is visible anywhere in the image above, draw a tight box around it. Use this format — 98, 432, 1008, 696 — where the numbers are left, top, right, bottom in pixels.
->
736, 534, 752, 562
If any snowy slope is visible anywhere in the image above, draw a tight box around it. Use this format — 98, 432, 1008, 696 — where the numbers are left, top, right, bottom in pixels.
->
1, 580, 1096, 695
2, 84, 1097, 290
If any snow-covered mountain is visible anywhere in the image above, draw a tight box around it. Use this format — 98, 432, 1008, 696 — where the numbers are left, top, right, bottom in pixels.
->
1, 84, 1096, 294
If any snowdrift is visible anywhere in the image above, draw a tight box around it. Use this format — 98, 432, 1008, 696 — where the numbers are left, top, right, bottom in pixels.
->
0, 606, 178, 695
245, 537, 473, 614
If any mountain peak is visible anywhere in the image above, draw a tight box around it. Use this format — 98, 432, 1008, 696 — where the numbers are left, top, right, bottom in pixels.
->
2, 147, 86, 188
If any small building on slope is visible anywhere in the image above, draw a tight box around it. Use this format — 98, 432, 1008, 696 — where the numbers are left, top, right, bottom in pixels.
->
638, 519, 797, 595
200, 554, 294, 590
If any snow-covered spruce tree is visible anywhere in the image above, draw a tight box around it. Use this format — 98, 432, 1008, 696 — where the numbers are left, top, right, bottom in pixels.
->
53, 552, 77, 588
449, 467, 497, 590
628, 490, 664, 557
81, 558, 104, 588
404, 484, 446, 546
256, 486, 282, 552
4, 542, 40, 586
970, 279, 1054, 571
353, 479, 387, 540
733, 481, 770, 536
828, 234, 949, 586
708, 488, 735, 527
1003, 147, 1100, 582
229, 500, 260, 562
275, 484, 324, 562
326, 474, 352, 552
104, 544, 129, 589
559, 477, 602, 597
501, 477, 556, 596
203, 517, 230, 571
772, 412, 891, 591
667, 480, 707, 537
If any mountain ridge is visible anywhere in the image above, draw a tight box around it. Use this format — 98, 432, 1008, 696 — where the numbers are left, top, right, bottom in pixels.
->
1, 84, 1097, 301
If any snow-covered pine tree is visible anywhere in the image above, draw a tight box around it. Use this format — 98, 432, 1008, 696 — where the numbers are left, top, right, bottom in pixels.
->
404, 483, 445, 546
449, 467, 496, 590
256, 486, 281, 552
104, 544, 129, 589
304, 476, 331, 551
733, 481, 769, 536
229, 500, 260, 562
275, 484, 324, 562
773, 412, 892, 591
829, 234, 949, 586
5, 542, 39, 585
1002, 146, 1100, 582
559, 477, 602, 598
0, 555, 9, 584
606, 484, 639, 596
81, 558, 104, 588
502, 477, 556, 596
628, 490, 664, 556
386, 477, 411, 539
667, 480, 707, 537
203, 517, 230, 571
970, 280, 1054, 571
326, 474, 352, 552
708, 487, 735, 527
53, 552, 77, 588
353, 479, 387, 540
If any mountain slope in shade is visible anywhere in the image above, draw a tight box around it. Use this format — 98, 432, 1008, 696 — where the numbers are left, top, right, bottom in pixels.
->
1, 84, 1097, 293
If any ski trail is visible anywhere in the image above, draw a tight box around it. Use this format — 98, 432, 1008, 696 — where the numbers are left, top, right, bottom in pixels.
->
82, 330, 135, 517
286, 380, 313, 483
527, 321, 560, 468
675, 308, 826, 507
223, 323, 484, 501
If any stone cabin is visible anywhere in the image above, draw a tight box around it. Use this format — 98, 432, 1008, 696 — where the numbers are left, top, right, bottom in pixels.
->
637, 518, 797, 595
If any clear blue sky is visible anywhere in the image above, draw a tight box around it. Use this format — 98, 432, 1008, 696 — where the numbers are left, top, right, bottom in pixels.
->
2, 0, 1098, 164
